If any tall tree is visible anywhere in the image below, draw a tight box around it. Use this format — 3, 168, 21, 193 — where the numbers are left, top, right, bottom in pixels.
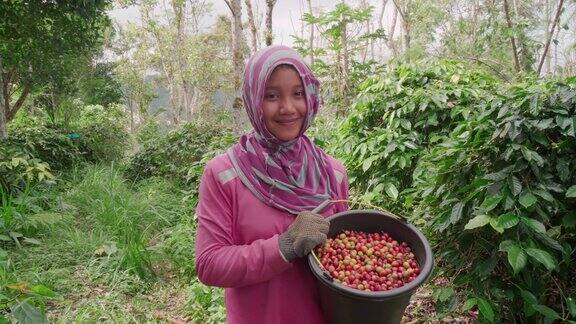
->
264, 0, 278, 46
307, 0, 315, 65
537, 0, 565, 76
0, 0, 111, 139
503, 0, 522, 72
224, 0, 245, 120
244, 0, 259, 52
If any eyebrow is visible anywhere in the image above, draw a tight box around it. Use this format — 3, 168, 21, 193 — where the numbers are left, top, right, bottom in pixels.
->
265, 85, 304, 90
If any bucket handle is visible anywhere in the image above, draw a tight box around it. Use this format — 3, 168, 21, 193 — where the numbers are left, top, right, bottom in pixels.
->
312, 198, 408, 223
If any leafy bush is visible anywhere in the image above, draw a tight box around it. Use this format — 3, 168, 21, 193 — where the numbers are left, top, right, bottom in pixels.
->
414, 77, 575, 322
135, 119, 168, 147
6, 123, 81, 172
73, 104, 129, 162
0, 144, 55, 195
125, 122, 236, 186
334, 61, 576, 321
335, 61, 498, 213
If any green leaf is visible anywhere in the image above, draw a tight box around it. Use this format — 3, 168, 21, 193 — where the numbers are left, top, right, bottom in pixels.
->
520, 217, 546, 234
533, 304, 561, 320
490, 217, 505, 234
519, 192, 537, 208
520, 290, 537, 316
480, 194, 503, 212
508, 176, 522, 196
567, 185, 576, 198
534, 189, 554, 202
506, 244, 527, 274
476, 297, 495, 322
464, 214, 491, 230
484, 169, 509, 181
438, 287, 454, 302
450, 202, 464, 224
526, 248, 557, 271
563, 212, 576, 228
497, 213, 519, 229
384, 183, 399, 200
566, 297, 576, 317
30, 285, 56, 298
463, 298, 477, 311
499, 240, 514, 252
362, 155, 379, 172
23, 237, 42, 245
10, 301, 48, 324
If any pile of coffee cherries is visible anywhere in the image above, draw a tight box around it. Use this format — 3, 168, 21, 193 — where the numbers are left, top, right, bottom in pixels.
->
315, 230, 420, 292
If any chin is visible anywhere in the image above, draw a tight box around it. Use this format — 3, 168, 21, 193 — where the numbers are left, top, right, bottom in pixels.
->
277, 133, 299, 141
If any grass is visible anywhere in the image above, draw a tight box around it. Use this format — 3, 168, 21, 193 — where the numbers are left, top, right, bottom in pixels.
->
2, 163, 226, 323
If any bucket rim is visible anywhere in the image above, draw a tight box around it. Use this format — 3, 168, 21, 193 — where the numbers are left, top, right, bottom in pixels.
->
307, 209, 434, 299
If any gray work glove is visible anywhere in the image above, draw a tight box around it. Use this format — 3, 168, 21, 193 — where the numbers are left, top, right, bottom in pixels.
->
279, 211, 329, 262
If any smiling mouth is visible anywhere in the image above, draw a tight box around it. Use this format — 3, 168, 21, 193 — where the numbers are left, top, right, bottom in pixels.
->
277, 119, 299, 126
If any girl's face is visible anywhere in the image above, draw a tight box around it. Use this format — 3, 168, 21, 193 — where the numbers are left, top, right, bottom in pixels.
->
262, 66, 307, 142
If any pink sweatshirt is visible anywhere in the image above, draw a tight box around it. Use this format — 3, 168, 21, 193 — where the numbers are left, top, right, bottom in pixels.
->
195, 152, 349, 324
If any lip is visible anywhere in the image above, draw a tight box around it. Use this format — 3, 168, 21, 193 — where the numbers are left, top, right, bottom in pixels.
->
276, 119, 299, 126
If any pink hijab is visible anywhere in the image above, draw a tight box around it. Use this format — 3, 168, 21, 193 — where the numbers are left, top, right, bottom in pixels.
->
226, 45, 339, 214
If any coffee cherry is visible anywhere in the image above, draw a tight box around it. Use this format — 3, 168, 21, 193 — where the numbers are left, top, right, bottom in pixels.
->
316, 230, 420, 292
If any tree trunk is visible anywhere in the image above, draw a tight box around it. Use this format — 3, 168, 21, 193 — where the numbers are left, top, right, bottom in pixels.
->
392, 0, 410, 56
378, 0, 388, 58
6, 84, 30, 122
388, 5, 398, 55
264, 0, 277, 46
545, 0, 551, 74
537, 0, 565, 76
503, 0, 521, 72
244, 0, 259, 52
173, 0, 189, 121
0, 55, 6, 140
340, 19, 350, 115
307, 0, 315, 65
224, 0, 245, 125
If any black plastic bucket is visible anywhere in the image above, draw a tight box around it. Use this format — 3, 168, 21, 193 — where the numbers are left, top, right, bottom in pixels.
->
307, 209, 434, 324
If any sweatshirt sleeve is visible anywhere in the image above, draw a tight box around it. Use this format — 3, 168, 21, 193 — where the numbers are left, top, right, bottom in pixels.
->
194, 160, 292, 288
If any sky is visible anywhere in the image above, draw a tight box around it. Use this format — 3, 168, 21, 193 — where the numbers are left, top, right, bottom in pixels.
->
108, 0, 386, 47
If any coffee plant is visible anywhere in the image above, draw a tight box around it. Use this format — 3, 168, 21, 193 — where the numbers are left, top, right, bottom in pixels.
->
333, 62, 576, 322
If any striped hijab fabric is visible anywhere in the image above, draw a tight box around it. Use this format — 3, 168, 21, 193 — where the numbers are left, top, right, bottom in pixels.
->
227, 45, 339, 215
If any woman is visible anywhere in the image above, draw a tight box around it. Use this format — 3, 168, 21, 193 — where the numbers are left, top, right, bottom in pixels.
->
195, 45, 349, 324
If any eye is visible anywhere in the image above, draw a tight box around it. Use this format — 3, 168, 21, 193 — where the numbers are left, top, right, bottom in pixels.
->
264, 92, 279, 100
295, 90, 305, 97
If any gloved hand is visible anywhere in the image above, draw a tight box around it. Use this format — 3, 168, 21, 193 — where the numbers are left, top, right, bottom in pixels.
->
279, 211, 329, 262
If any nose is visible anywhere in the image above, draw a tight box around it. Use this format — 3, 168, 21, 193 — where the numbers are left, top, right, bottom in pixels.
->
279, 96, 297, 114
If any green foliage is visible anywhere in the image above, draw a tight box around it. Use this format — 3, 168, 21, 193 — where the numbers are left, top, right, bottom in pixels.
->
77, 62, 124, 107
5, 123, 81, 173
293, 2, 386, 114
73, 104, 129, 162
0, 0, 111, 92
414, 76, 576, 321
335, 62, 576, 321
184, 278, 225, 324
126, 122, 236, 186
335, 61, 497, 213
0, 145, 55, 195
160, 222, 197, 280
135, 119, 167, 147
